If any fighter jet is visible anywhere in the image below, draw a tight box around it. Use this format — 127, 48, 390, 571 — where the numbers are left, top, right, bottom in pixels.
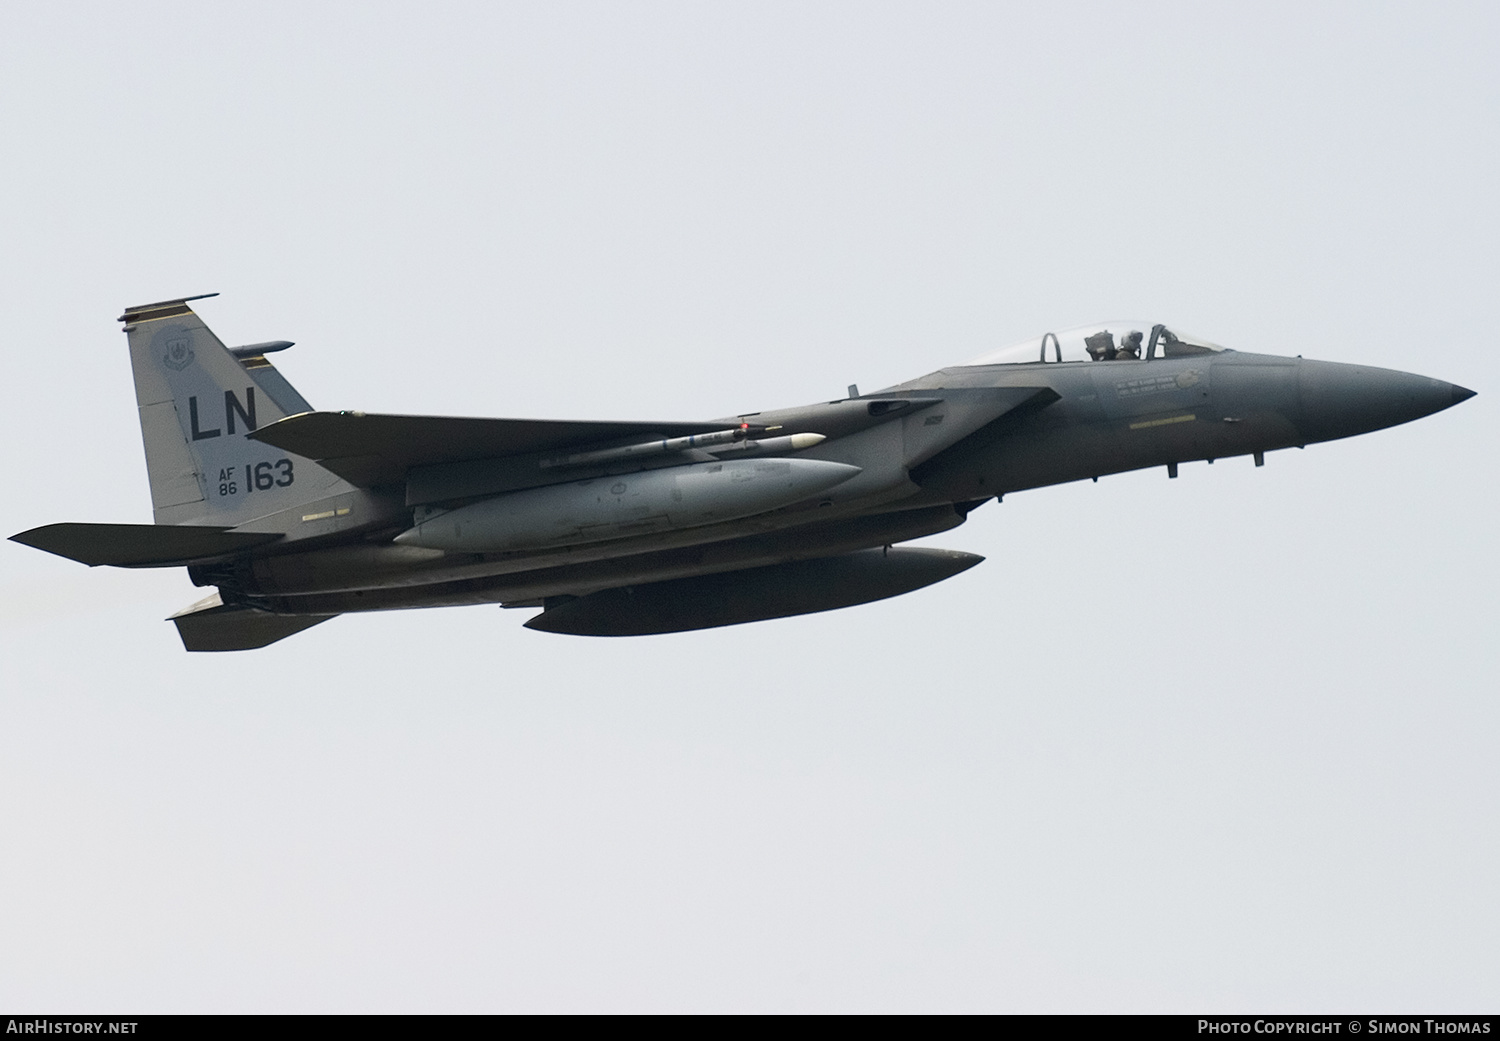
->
10, 295, 1476, 650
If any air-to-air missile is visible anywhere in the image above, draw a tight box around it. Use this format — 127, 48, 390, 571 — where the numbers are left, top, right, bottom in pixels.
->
9, 297, 1475, 649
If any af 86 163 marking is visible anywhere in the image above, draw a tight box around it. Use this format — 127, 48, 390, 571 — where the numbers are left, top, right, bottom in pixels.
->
215, 459, 293, 497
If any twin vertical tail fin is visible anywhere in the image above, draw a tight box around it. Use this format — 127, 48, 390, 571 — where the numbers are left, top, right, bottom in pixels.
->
120, 294, 350, 525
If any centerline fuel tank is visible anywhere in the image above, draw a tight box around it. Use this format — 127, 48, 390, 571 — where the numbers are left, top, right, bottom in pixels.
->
394, 457, 862, 553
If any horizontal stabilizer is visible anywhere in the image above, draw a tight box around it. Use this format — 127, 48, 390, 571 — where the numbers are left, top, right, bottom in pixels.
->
249, 412, 732, 487
170, 593, 335, 652
525, 546, 984, 636
10, 523, 282, 568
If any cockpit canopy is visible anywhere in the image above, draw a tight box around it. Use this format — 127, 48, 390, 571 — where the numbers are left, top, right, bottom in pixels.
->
967, 322, 1226, 366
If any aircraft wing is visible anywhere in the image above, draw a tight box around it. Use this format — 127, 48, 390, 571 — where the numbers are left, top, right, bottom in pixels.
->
248, 412, 729, 487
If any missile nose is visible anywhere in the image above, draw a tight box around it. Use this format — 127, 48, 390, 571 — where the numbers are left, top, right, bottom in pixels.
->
1296, 359, 1475, 445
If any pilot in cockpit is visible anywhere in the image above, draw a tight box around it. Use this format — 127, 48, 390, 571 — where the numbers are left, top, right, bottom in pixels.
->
1117, 329, 1143, 360
1084, 331, 1116, 361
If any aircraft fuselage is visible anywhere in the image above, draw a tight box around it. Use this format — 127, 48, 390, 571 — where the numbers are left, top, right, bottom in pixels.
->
201, 351, 1469, 613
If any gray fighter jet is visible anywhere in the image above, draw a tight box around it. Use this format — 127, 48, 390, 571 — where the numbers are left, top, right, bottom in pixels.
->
10, 295, 1476, 650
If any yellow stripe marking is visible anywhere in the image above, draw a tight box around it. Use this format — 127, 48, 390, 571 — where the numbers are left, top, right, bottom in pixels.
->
1129, 413, 1197, 430
301, 510, 336, 522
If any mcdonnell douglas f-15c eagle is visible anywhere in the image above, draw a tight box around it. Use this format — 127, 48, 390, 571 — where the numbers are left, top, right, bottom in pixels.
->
11, 295, 1476, 650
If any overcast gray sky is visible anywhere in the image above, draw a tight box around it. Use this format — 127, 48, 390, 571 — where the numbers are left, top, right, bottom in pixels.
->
1, 0, 1495, 1012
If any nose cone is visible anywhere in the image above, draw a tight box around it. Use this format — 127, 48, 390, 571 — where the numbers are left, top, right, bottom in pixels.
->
1296, 359, 1476, 445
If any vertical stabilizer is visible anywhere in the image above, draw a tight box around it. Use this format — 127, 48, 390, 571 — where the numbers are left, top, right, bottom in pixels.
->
120, 295, 353, 525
